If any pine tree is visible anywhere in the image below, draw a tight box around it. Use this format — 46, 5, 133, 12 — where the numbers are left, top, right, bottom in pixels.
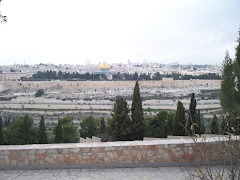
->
110, 96, 132, 141
187, 93, 197, 135
173, 101, 186, 136
39, 115, 48, 144
220, 51, 235, 115
0, 116, 4, 145
22, 114, 31, 144
149, 110, 168, 138
234, 27, 240, 106
131, 81, 144, 140
210, 115, 219, 134
55, 119, 62, 143
99, 118, 106, 135
167, 111, 175, 135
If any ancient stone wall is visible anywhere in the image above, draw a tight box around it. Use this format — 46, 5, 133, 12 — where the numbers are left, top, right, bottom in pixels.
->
0, 138, 229, 169
0, 80, 220, 91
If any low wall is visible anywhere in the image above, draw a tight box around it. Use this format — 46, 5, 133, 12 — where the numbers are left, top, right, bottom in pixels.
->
0, 79, 220, 92
0, 138, 228, 170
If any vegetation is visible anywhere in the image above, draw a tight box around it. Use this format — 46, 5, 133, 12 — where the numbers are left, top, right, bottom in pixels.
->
54, 119, 62, 143
220, 28, 240, 135
146, 110, 170, 138
80, 116, 100, 138
4, 115, 38, 145
210, 115, 219, 134
35, 89, 44, 97
23, 114, 31, 144
0, 116, 3, 145
187, 93, 201, 135
109, 96, 132, 141
99, 118, 106, 135
53, 116, 78, 143
173, 101, 186, 136
38, 115, 48, 144
27, 70, 221, 81
131, 81, 145, 140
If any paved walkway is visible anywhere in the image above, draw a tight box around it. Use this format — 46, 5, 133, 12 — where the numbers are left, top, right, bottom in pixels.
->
0, 167, 188, 180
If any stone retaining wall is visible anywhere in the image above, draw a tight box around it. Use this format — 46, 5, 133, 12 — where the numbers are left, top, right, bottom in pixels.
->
0, 138, 229, 170
0, 79, 220, 91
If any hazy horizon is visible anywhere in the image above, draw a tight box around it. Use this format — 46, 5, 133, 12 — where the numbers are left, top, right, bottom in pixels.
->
0, 0, 240, 66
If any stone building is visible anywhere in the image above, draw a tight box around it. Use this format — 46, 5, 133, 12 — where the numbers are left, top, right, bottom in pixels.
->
0, 72, 28, 81
94, 62, 116, 80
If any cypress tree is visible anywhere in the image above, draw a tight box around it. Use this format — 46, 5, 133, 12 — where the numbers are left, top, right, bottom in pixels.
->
55, 119, 62, 143
131, 81, 144, 140
210, 115, 219, 134
187, 93, 197, 135
0, 116, 3, 145
149, 110, 168, 138
110, 96, 132, 141
39, 115, 48, 144
167, 111, 175, 135
99, 118, 106, 135
220, 51, 235, 114
173, 101, 186, 136
22, 114, 31, 144
234, 27, 240, 106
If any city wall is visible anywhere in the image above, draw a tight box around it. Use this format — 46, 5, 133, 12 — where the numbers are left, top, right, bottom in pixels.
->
0, 79, 221, 91
0, 138, 228, 170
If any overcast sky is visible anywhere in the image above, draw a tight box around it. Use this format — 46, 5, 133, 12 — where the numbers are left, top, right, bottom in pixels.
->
0, 0, 240, 65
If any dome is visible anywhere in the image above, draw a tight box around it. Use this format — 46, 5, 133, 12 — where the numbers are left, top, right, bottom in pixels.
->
100, 62, 110, 69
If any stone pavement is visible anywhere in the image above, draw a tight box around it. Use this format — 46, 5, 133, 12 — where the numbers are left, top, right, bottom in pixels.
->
0, 167, 188, 180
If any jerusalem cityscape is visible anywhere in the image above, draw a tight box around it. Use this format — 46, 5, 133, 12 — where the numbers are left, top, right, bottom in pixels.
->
0, 0, 240, 179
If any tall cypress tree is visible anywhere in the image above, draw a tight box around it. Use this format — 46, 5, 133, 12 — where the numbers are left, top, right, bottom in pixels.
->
22, 114, 31, 144
55, 119, 62, 143
131, 81, 144, 140
220, 51, 235, 114
110, 96, 132, 141
187, 93, 197, 135
210, 115, 219, 134
99, 118, 106, 135
0, 116, 4, 145
173, 101, 186, 136
234, 27, 240, 106
39, 115, 48, 144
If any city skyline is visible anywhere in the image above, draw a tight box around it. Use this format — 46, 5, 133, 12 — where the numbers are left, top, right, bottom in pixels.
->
0, 0, 240, 66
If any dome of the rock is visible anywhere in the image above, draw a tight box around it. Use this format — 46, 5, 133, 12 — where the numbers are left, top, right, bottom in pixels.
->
100, 62, 110, 69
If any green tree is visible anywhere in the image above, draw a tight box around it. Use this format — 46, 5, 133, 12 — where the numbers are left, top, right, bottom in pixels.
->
187, 93, 200, 135
220, 51, 235, 115
38, 115, 48, 144
5, 115, 37, 145
234, 27, 240, 107
0, 116, 3, 145
173, 101, 186, 136
23, 114, 31, 144
80, 116, 99, 138
166, 111, 175, 135
110, 96, 132, 141
210, 115, 219, 134
131, 81, 145, 140
99, 118, 106, 135
35, 89, 44, 97
54, 119, 62, 143
53, 116, 78, 143
144, 116, 153, 137
149, 110, 167, 138
62, 123, 78, 143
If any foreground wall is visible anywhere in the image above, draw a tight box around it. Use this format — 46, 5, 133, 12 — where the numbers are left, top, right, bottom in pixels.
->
0, 138, 228, 170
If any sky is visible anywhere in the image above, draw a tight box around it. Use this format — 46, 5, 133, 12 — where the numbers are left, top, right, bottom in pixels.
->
0, 0, 240, 65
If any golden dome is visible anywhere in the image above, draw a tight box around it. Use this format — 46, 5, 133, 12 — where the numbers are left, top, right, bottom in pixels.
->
100, 62, 110, 69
